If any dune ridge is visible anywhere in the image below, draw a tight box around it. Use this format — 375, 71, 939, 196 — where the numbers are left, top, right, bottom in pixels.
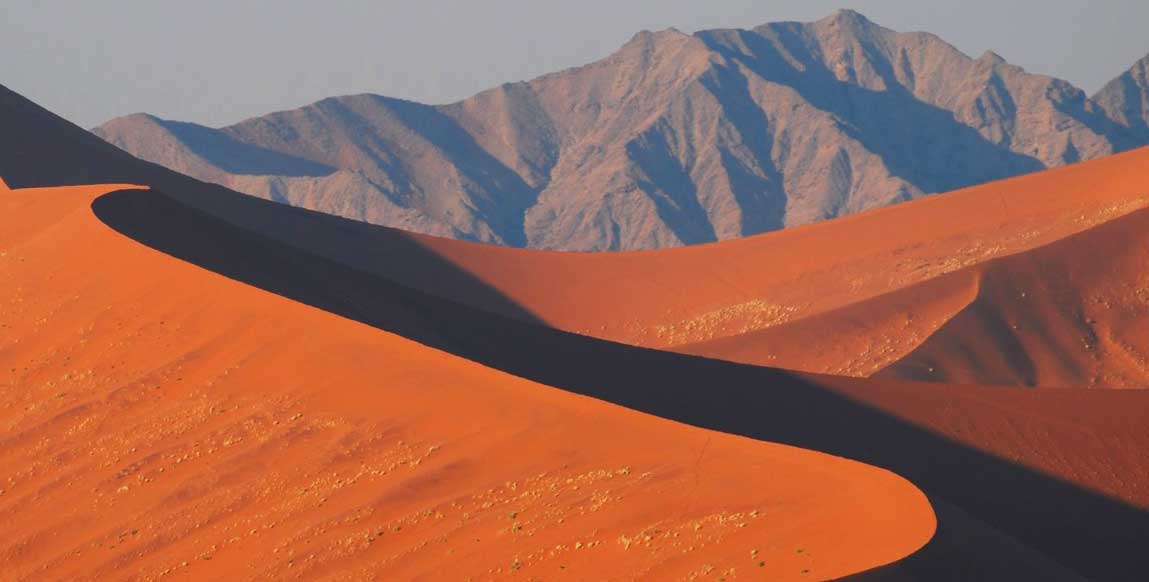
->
0, 182, 933, 580
305, 148, 1149, 386
86, 185, 1149, 580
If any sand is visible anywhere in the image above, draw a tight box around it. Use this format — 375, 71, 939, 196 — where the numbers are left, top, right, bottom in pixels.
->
0, 183, 933, 580
236, 149, 1149, 386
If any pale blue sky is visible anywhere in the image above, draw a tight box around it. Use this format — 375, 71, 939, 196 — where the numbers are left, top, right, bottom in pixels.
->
1, 0, 1146, 128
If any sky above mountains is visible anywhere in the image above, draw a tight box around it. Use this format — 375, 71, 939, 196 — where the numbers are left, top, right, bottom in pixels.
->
2, 0, 1147, 128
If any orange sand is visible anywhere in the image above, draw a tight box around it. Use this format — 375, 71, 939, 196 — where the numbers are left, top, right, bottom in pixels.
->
272, 149, 1149, 385
877, 198, 1149, 387
0, 183, 933, 580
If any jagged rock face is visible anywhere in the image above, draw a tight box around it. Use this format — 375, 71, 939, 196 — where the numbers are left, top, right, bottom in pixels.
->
1095, 54, 1149, 143
93, 10, 1144, 250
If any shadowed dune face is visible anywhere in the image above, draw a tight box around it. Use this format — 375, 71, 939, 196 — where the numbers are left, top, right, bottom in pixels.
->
0, 184, 933, 581
88, 186, 1149, 580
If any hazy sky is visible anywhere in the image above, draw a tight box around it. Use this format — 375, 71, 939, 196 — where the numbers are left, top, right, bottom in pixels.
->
2, 1, 1146, 128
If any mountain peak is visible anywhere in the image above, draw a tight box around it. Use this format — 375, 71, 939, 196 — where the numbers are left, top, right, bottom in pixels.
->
977, 50, 1007, 65
625, 27, 690, 46
94, 112, 170, 132
118, 112, 164, 124
1093, 50, 1149, 139
820, 8, 875, 27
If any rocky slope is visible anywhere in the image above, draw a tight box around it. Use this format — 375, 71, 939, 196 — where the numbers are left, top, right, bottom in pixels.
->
1095, 53, 1149, 142
94, 10, 1143, 250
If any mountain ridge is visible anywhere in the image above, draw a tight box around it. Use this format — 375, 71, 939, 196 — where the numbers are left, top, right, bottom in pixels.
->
94, 10, 1147, 250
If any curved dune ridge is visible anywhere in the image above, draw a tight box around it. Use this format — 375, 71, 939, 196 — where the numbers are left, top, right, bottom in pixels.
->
6, 184, 1149, 581
0, 183, 933, 580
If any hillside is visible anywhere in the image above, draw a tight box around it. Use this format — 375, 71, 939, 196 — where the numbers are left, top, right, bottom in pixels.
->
1095, 53, 1149, 142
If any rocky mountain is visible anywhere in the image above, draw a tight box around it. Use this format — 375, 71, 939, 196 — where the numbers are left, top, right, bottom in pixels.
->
1094, 53, 1149, 142
94, 9, 1144, 250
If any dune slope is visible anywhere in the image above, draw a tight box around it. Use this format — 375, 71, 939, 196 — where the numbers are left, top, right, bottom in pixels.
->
87, 186, 1149, 580
169, 147, 1149, 357
279, 148, 1149, 388
0, 183, 933, 580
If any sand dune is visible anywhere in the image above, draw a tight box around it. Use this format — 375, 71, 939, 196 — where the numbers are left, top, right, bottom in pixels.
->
6, 81, 1149, 386
1, 178, 1146, 579
878, 202, 1149, 387
299, 148, 1149, 386
684, 151, 1149, 387
185, 147, 1149, 353
85, 185, 1149, 579
0, 183, 933, 580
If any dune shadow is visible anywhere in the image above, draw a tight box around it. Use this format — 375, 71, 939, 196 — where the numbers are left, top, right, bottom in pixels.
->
93, 188, 1149, 581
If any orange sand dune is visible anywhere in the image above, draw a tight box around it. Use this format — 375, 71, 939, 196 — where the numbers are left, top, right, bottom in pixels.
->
195, 149, 1149, 385
0, 183, 933, 580
69, 186, 1149, 579
689, 170, 1149, 387
385, 148, 1149, 349
876, 201, 1149, 387
683, 271, 981, 377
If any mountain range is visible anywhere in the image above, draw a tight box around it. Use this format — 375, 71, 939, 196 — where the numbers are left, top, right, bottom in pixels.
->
93, 9, 1149, 250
